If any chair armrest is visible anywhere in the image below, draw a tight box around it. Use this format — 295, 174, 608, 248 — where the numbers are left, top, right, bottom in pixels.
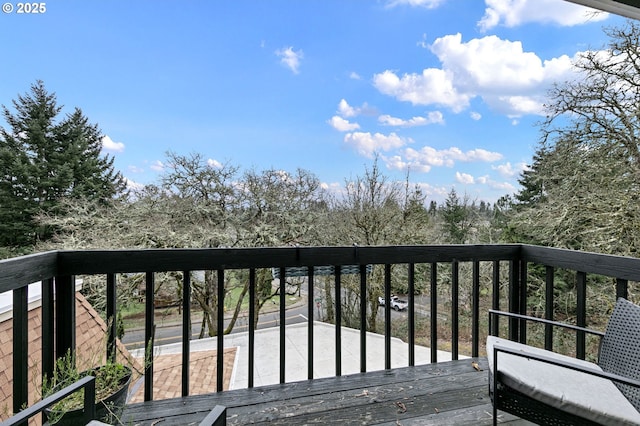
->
4, 376, 96, 426
492, 343, 640, 389
488, 309, 605, 338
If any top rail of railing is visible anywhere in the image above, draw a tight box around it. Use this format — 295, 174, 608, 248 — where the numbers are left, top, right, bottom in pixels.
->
3, 244, 640, 293
0, 244, 522, 292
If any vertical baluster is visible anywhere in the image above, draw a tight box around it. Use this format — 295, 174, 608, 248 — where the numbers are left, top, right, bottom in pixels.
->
576, 271, 587, 360
359, 264, 367, 373
247, 268, 257, 388
217, 269, 225, 391
335, 266, 342, 376
616, 278, 628, 300
384, 264, 391, 370
13, 285, 28, 418
182, 270, 191, 397
307, 267, 314, 380
279, 267, 286, 384
144, 272, 154, 401
508, 261, 520, 342
545, 266, 554, 351
41, 278, 55, 382
55, 275, 76, 360
451, 260, 459, 361
491, 261, 500, 337
248, 268, 256, 388
106, 273, 117, 363
430, 262, 438, 363
519, 261, 528, 343
471, 261, 480, 358
408, 263, 415, 366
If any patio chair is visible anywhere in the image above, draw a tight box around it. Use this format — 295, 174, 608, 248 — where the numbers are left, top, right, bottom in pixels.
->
487, 297, 640, 425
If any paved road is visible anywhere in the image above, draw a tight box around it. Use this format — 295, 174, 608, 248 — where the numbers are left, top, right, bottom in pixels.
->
121, 299, 417, 350
121, 302, 311, 349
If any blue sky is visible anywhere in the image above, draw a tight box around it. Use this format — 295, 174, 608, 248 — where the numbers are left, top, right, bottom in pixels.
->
0, 0, 627, 203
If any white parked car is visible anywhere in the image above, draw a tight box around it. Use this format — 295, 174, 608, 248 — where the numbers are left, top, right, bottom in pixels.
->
378, 295, 408, 311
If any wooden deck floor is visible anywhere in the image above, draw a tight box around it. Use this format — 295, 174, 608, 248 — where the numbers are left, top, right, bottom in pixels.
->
122, 358, 530, 425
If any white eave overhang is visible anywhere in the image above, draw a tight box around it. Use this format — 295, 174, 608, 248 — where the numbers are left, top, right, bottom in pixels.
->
565, 0, 640, 20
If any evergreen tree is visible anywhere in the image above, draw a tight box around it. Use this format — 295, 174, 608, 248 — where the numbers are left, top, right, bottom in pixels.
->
441, 188, 472, 244
0, 80, 126, 248
513, 149, 547, 208
505, 22, 640, 256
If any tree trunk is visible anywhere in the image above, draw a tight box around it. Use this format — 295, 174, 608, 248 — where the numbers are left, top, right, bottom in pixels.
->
224, 280, 249, 334
324, 277, 334, 322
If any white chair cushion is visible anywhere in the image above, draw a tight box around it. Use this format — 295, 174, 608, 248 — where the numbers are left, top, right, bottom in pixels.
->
487, 336, 640, 425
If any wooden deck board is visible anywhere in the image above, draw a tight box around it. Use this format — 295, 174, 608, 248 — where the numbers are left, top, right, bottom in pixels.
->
122, 358, 528, 425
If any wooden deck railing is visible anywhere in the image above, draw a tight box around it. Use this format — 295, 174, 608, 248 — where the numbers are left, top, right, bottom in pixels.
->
1, 244, 638, 419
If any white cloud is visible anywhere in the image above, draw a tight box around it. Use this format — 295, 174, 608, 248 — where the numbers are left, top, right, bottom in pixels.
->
328, 116, 360, 132
415, 182, 449, 198
374, 33, 577, 117
478, 0, 608, 31
320, 181, 346, 198
378, 111, 444, 127
475, 174, 516, 191
447, 147, 503, 162
373, 69, 471, 112
489, 180, 516, 191
207, 158, 223, 169
349, 71, 361, 80
417, 33, 429, 49
386, 0, 445, 8
150, 160, 164, 172
276, 46, 303, 74
431, 34, 545, 92
101, 135, 125, 153
337, 99, 374, 118
338, 99, 357, 117
344, 132, 409, 158
384, 145, 503, 173
455, 172, 475, 184
470, 111, 482, 120
128, 165, 144, 173
125, 178, 144, 192
492, 161, 528, 178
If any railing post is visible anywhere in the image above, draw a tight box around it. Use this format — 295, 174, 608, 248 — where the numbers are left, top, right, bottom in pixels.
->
182, 270, 191, 397
408, 263, 415, 366
335, 265, 342, 376
248, 269, 256, 388
430, 262, 438, 363
616, 278, 628, 300
278, 267, 286, 384
106, 273, 117, 363
308, 267, 315, 379
519, 261, 528, 343
13, 285, 28, 419
359, 264, 367, 373
451, 260, 459, 360
508, 261, 520, 342
576, 271, 587, 360
491, 261, 500, 337
217, 269, 225, 391
471, 260, 480, 358
544, 266, 555, 351
384, 264, 391, 370
144, 272, 155, 401
41, 278, 55, 382
55, 275, 76, 359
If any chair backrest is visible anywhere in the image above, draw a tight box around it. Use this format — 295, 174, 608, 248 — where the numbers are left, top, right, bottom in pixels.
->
599, 297, 640, 411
